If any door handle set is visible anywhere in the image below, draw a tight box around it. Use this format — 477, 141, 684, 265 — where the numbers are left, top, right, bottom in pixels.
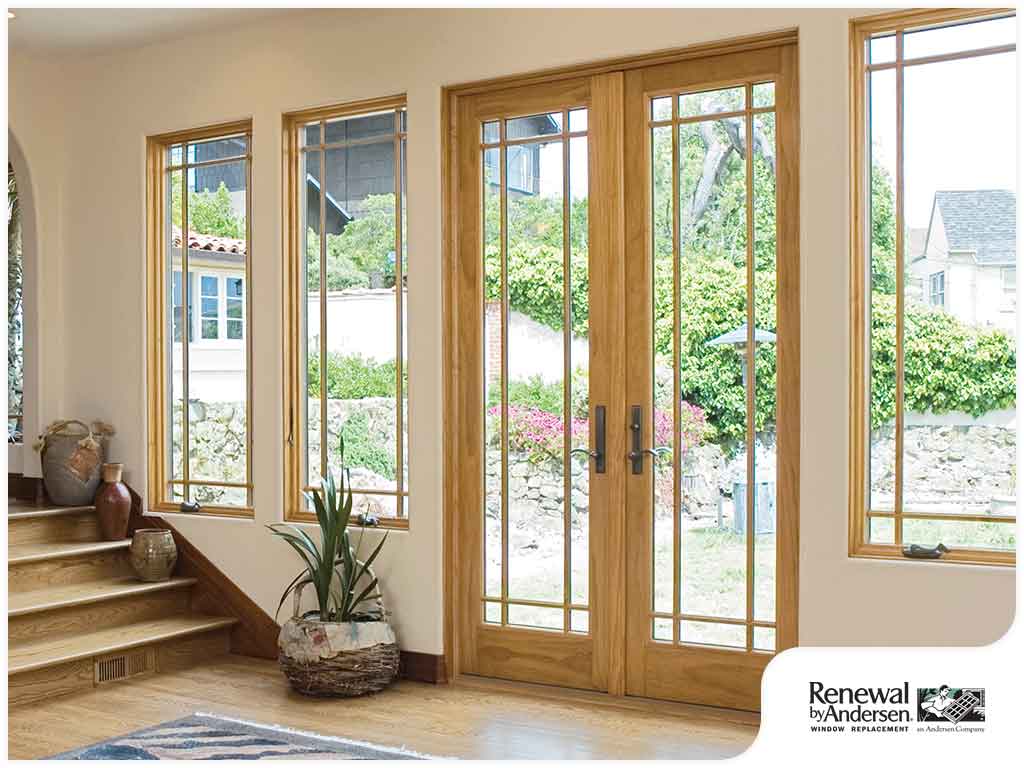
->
572, 404, 668, 476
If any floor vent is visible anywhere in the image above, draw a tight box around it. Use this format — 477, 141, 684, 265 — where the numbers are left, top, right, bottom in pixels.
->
95, 648, 155, 685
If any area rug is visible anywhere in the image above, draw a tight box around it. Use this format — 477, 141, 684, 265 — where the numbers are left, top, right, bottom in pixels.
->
51, 713, 438, 760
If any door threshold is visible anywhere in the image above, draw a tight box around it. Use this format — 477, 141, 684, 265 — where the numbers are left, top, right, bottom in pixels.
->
452, 674, 760, 727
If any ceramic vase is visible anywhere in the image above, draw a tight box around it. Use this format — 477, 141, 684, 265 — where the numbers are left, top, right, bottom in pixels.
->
130, 529, 178, 582
94, 463, 131, 541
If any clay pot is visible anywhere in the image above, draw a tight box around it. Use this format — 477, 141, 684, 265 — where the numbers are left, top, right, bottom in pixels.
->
94, 463, 132, 541
130, 529, 178, 582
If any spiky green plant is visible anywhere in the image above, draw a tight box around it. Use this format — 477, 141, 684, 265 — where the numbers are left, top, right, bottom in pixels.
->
268, 439, 388, 623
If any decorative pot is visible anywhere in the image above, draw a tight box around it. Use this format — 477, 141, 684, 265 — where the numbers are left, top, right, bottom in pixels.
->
130, 529, 178, 582
278, 584, 399, 697
94, 463, 131, 541
37, 420, 110, 506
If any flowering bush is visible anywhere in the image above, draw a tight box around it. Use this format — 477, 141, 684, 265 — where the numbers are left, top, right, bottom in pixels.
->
489, 397, 707, 465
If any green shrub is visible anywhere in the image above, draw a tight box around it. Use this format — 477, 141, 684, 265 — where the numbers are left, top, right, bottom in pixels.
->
338, 410, 395, 481
308, 352, 404, 400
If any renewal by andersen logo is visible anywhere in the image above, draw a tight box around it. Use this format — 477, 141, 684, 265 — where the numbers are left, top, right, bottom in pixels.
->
808, 682, 987, 734
809, 683, 914, 732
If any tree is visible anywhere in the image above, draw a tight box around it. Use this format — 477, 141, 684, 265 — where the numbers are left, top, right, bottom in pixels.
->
305, 193, 398, 292
170, 176, 246, 239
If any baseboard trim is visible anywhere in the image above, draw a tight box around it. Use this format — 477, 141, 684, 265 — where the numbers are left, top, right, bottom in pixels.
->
399, 651, 447, 684
8, 473, 47, 504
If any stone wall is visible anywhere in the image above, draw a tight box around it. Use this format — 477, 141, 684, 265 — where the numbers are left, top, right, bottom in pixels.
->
870, 422, 1016, 514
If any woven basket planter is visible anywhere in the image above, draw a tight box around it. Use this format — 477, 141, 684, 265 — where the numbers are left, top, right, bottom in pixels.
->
278, 586, 399, 697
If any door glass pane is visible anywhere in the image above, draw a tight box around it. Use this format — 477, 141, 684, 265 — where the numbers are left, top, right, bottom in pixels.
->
483, 145, 502, 600
508, 604, 562, 631
650, 123, 674, 616
753, 111, 777, 624
506, 112, 562, 141
678, 117, 748, 622
569, 134, 590, 609
679, 86, 744, 118
753, 626, 776, 652
506, 137, 565, 604
680, 620, 745, 649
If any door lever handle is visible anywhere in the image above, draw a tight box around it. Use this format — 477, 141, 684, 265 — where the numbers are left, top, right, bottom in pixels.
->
570, 405, 606, 474
628, 405, 671, 474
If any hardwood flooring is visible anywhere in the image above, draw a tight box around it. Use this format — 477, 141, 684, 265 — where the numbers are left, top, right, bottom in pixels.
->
7, 655, 759, 760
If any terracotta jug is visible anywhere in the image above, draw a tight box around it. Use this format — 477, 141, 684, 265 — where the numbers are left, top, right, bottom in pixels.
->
94, 463, 131, 541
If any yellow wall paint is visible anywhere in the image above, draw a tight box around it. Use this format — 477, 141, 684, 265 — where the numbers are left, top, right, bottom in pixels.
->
8, 8, 1014, 654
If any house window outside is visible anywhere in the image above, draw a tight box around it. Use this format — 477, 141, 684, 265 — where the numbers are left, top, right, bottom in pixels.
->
928, 271, 945, 307
851, 11, 1016, 564
147, 122, 253, 515
226, 277, 244, 340
284, 97, 408, 526
199, 274, 219, 339
1003, 266, 1016, 294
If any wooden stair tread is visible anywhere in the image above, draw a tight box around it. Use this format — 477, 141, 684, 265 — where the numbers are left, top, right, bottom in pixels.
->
9, 576, 198, 617
7, 503, 95, 521
9, 614, 238, 675
9, 539, 130, 565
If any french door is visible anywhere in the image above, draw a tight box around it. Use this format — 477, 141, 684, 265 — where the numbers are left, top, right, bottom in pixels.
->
448, 38, 799, 711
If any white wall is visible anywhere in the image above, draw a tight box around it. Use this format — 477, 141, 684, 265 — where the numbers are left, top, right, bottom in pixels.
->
7, 56, 68, 474
7, 8, 1014, 654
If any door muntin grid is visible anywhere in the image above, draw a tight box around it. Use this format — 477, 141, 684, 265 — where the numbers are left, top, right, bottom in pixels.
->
648, 82, 779, 653
481, 108, 591, 634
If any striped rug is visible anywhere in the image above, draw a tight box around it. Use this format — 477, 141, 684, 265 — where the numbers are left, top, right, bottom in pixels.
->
52, 713, 436, 760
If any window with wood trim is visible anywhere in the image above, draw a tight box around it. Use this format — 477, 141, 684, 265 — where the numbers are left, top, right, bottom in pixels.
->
283, 96, 408, 527
850, 10, 1016, 565
146, 122, 253, 516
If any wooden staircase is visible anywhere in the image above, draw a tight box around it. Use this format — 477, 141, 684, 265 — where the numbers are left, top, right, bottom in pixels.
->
8, 500, 239, 706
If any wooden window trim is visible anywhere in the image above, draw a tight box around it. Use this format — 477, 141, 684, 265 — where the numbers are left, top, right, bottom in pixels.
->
848, 8, 1015, 566
281, 94, 410, 530
146, 119, 255, 519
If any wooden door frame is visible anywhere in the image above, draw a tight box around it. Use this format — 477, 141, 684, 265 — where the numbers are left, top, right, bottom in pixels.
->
441, 28, 799, 692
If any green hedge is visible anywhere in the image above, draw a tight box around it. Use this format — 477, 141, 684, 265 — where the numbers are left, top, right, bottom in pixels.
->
307, 352, 404, 400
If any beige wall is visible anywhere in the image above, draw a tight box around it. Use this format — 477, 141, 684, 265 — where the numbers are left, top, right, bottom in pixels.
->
7, 8, 1014, 654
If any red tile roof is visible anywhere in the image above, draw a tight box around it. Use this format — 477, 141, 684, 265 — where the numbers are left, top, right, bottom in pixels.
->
172, 226, 246, 256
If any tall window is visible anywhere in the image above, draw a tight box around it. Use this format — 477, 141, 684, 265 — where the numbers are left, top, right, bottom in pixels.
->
283, 97, 408, 527
147, 122, 253, 516
851, 10, 1016, 565
8, 163, 23, 445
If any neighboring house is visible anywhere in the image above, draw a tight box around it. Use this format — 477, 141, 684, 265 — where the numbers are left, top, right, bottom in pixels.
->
170, 228, 405, 403
909, 189, 1017, 336
483, 112, 560, 196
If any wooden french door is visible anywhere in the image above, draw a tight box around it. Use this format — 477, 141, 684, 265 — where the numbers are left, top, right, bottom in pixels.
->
450, 73, 627, 692
622, 43, 799, 712
448, 37, 798, 711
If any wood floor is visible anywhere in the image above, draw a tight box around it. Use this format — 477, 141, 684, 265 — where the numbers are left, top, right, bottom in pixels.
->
7, 655, 759, 759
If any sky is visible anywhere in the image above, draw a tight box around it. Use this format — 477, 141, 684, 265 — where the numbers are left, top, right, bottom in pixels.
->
526, 16, 1017, 233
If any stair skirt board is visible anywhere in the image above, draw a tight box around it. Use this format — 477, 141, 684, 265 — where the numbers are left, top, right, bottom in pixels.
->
9, 628, 233, 707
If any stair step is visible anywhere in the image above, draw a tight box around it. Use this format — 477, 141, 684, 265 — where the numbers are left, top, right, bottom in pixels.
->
8, 505, 100, 546
9, 576, 198, 617
9, 539, 130, 565
9, 614, 238, 676
7, 503, 95, 520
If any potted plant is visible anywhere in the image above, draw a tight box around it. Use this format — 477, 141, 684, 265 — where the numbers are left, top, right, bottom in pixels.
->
269, 440, 398, 697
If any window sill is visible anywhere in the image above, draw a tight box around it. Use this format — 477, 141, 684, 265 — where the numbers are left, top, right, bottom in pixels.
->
148, 502, 255, 521
284, 509, 409, 531
850, 542, 1015, 568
